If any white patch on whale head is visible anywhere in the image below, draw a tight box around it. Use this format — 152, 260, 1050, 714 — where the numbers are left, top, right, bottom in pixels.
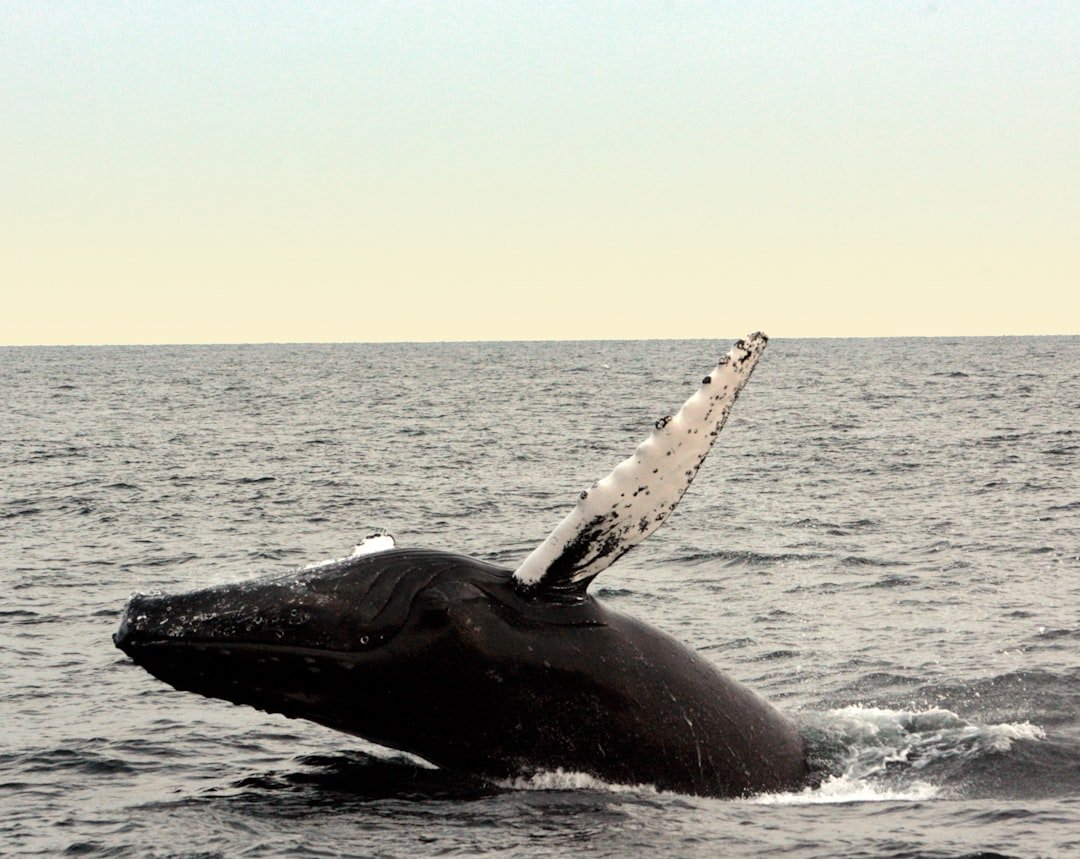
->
301, 532, 397, 571
351, 532, 396, 556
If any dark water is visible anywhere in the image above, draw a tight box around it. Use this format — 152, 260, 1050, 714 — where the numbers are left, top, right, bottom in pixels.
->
1, 337, 1077, 858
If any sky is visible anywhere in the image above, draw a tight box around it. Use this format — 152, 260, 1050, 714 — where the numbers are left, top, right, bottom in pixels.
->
2, 1, 1077, 345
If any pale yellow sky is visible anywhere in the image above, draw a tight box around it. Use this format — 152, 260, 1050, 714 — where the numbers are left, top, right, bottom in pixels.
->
2, 3, 1077, 345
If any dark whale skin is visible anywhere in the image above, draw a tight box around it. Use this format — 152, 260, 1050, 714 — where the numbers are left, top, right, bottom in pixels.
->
115, 548, 806, 797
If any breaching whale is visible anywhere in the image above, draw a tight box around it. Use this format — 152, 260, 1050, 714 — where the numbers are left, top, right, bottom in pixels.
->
114, 332, 807, 797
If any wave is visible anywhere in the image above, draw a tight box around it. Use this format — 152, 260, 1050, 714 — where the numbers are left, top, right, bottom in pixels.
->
671, 548, 822, 567
780, 705, 1049, 804
1, 506, 41, 519
840, 555, 908, 568
785, 517, 882, 539
916, 669, 1080, 729
861, 573, 921, 588
2, 747, 140, 777
751, 772, 939, 805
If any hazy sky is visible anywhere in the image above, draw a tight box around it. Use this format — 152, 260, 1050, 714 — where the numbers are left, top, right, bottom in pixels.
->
2, 1, 1077, 345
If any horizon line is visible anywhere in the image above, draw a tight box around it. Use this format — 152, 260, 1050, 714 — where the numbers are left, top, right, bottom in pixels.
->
2, 332, 1076, 349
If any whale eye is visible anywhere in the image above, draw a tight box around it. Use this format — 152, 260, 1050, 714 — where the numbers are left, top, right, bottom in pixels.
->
414, 587, 450, 628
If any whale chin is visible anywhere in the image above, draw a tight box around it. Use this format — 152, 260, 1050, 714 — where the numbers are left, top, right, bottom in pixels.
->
115, 595, 338, 721
111, 549, 504, 757
111, 552, 450, 732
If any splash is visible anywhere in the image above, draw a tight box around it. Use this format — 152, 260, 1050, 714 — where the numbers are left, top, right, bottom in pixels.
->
752, 773, 939, 805
496, 707, 1047, 804
756, 705, 1047, 805
500, 768, 657, 794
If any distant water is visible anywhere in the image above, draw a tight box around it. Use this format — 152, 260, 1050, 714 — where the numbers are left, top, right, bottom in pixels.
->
1, 337, 1077, 858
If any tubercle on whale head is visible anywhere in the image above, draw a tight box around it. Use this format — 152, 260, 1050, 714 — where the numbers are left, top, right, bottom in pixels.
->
114, 555, 451, 658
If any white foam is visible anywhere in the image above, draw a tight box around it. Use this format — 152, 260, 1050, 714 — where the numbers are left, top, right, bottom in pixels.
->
784, 704, 1047, 804
752, 774, 939, 805
500, 768, 657, 794
818, 704, 1045, 753
976, 719, 1046, 750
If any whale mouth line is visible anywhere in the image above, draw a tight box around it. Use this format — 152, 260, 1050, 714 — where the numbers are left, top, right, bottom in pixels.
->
114, 637, 383, 662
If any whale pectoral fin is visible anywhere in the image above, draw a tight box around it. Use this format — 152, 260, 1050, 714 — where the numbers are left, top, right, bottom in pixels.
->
513, 333, 768, 596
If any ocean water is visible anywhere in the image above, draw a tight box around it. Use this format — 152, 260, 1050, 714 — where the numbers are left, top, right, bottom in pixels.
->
1, 336, 1077, 858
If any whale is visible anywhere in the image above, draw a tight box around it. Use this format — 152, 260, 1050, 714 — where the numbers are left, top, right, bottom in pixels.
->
114, 332, 808, 798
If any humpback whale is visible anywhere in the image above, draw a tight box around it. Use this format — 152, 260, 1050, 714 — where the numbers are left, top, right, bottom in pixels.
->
114, 332, 807, 798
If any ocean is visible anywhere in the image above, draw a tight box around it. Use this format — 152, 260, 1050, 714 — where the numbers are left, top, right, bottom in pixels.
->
1, 336, 1077, 857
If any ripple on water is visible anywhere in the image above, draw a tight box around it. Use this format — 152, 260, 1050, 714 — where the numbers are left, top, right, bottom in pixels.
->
1, 337, 1078, 858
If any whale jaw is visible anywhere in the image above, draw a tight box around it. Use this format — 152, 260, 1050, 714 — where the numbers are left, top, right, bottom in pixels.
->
114, 592, 367, 729
111, 550, 470, 739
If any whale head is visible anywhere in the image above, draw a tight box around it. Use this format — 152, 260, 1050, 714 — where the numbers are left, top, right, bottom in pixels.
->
113, 548, 598, 768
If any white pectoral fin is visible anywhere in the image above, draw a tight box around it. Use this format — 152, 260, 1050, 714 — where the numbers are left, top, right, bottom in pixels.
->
513, 333, 768, 596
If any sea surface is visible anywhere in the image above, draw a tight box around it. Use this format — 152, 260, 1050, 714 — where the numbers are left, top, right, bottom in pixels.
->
1, 336, 1077, 858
